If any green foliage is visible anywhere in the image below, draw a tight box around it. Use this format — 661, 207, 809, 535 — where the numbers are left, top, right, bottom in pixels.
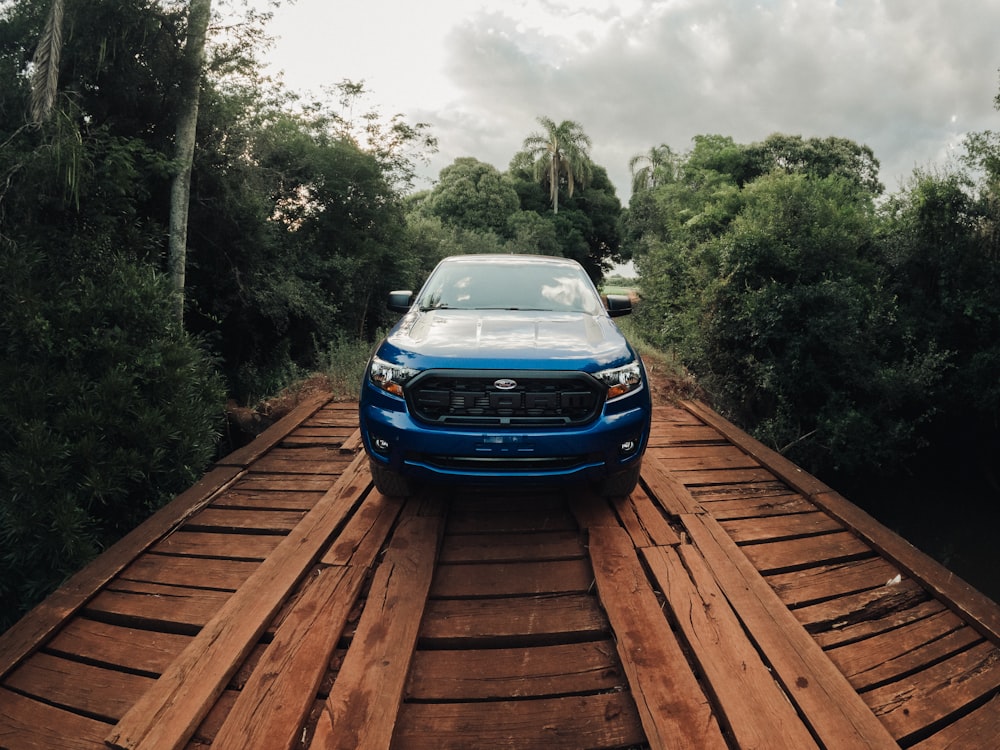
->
0, 240, 224, 630
631, 137, 952, 483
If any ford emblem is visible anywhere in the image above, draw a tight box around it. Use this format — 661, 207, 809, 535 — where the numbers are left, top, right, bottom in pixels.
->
494, 378, 518, 390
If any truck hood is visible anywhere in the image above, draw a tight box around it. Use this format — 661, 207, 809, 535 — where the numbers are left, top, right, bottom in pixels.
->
380, 309, 634, 371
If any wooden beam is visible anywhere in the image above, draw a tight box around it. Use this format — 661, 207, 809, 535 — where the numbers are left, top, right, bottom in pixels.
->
104, 451, 370, 750
310, 513, 443, 750
587, 524, 728, 749
681, 399, 1000, 645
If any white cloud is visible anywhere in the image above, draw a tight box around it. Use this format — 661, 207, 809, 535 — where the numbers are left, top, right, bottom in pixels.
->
245, 0, 1000, 198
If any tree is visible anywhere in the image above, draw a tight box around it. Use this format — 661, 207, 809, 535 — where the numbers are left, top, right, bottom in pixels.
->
168, 0, 212, 323
628, 143, 679, 194
427, 157, 519, 233
520, 116, 593, 214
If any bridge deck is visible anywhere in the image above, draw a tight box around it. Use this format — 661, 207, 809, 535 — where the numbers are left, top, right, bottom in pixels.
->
1, 397, 998, 749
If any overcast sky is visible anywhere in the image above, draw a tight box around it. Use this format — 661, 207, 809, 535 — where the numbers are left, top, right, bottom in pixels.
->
248, 0, 1000, 201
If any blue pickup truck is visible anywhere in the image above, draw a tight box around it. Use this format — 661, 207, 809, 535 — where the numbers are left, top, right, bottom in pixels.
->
359, 254, 651, 497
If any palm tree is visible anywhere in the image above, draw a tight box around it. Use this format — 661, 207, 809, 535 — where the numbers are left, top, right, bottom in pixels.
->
521, 117, 593, 214
29, 0, 64, 124
628, 144, 678, 194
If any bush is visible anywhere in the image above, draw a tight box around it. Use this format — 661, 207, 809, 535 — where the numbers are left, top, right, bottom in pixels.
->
0, 241, 225, 630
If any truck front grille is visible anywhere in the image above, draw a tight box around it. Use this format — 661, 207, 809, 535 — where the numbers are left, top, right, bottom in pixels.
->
407, 370, 603, 426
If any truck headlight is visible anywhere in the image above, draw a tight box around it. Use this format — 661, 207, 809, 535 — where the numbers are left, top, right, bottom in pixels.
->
368, 356, 419, 397
595, 361, 643, 400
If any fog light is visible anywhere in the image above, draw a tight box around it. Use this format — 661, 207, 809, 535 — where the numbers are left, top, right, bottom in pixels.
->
373, 437, 391, 453
620, 438, 639, 456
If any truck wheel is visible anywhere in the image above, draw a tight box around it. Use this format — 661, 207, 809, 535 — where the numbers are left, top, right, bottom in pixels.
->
600, 464, 641, 498
369, 460, 413, 497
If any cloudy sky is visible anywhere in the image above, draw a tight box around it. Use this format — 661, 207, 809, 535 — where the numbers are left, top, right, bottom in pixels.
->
249, 0, 1000, 200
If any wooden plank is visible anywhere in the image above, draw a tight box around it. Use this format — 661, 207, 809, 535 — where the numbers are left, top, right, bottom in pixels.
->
438, 531, 584, 564
429, 559, 592, 598
85, 581, 231, 632
419, 595, 606, 646
117, 554, 257, 591
698, 492, 813, 519
769, 557, 902, 608
150, 530, 283, 560
405, 641, 625, 700
613, 484, 681, 547
639, 452, 702, 515
834, 622, 981, 692
740, 530, 874, 573
813, 600, 948, 650
390, 693, 646, 750
44, 618, 190, 675
0, 465, 240, 682
792, 578, 930, 633
719, 510, 844, 543
105, 451, 371, 750
642, 543, 820, 749
5, 652, 154, 722
0, 687, 110, 750
682, 399, 1000, 645
910, 692, 1000, 749
587, 525, 728, 749
311, 514, 442, 750
210, 489, 322, 512
182, 508, 306, 533
215, 392, 331, 468
863, 641, 1000, 743
319, 489, 404, 566
210, 564, 369, 750
683, 512, 900, 748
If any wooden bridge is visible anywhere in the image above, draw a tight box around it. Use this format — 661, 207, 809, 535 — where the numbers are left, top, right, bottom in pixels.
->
1, 396, 999, 749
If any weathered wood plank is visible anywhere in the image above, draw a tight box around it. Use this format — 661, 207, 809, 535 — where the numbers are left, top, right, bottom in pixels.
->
44, 618, 189, 676
643, 543, 820, 749
909, 692, 1000, 750
438, 531, 584, 564
215, 392, 331, 468
419, 594, 606, 646
85, 581, 231, 632
319, 489, 404, 567
105, 451, 370, 750
769, 557, 902, 608
792, 577, 930, 633
117, 554, 257, 591
719, 510, 844, 543
182, 507, 306, 533
405, 641, 624, 700
864, 641, 1000, 743
613, 484, 681, 547
0, 465, 240, 682
5, 652, 154, 722
390, 693, 646, 750
0, 687, 110, 750
151, 530, 283, 561
683, 512, 900, 748
588, 525, 728, 749
698, 492, 813, 519
210, 564, 369, 750
311, 514, 442, 750
210, 489, 323, 512
836, 622, 982, 692
639, 452, 701, 515
430, 559, 592, 598
740, 530, 875, 573
682, 399, 1000, 645
813, 600, 948, 650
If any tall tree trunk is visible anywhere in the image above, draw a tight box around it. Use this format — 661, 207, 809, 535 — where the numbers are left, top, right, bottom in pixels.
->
168, 0, 212, 324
